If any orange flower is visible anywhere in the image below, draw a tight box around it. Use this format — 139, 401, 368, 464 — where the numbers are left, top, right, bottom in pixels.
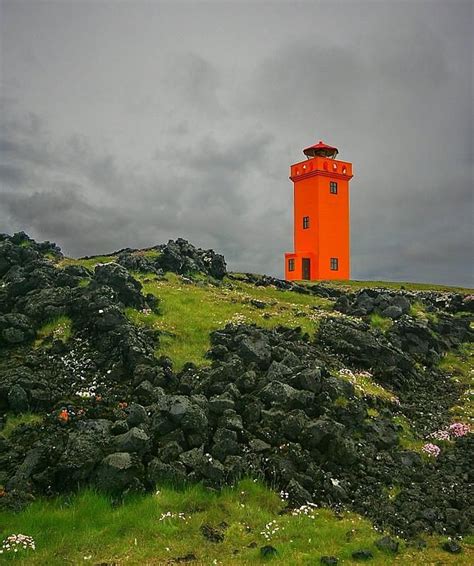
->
118, 401, 128, 410
58, 409, 69, 423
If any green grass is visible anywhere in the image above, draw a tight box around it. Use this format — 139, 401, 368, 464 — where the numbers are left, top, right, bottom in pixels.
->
409, 301, 438, 324
0, 413, 43, 440
0, 479, 472, 565
127, 273, 334, 371
34, 315, 73, 347
438, 343, 474, 425
57, 255, 117, 270
336, 369, 399, 403
44, 252, 59, 261
393, 415, 426, 453
369, 313, 393, 333
138, 248, 162, 260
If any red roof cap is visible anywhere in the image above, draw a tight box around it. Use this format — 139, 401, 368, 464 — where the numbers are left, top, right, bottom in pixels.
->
303, 140, 339, 158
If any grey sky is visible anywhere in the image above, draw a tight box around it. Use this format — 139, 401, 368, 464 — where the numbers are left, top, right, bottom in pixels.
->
1, 0, 472, 286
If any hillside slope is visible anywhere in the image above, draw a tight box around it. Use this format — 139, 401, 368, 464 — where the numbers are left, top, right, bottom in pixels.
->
0, 232, 473, 563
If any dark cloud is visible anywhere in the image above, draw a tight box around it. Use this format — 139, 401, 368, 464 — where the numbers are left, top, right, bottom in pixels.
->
0, 1, 472, 286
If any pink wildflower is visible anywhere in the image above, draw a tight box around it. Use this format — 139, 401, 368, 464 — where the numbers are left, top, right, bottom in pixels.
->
422, 443, 441, 457
449, 422, 470, 437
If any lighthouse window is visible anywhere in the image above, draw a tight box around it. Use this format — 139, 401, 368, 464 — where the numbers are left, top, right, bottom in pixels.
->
330, 257, 339, 271
330, 181, 338, 194
288, 259, 295, 272
303, 216, 310, 229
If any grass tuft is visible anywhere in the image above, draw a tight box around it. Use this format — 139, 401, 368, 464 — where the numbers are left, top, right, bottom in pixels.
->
393, 415, 426, 453
34, 315, 73, 348
370, 313, 393, 333
57, 255, 117, 270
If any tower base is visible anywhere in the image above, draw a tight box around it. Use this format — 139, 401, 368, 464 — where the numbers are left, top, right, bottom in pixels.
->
284, 252, 349, 281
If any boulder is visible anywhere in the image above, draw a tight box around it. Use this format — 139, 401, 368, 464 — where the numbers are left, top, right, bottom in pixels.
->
375, 536, 399, 553
113, 427, 150, 454
93, 262, 145, 308
0, 314, 35, 345
94, 452, 144, 493
7, 385, 29, 413
238, 335, 272, 369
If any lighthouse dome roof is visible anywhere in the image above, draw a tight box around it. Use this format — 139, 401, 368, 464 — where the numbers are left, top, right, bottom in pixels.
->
303, 140, 339, 159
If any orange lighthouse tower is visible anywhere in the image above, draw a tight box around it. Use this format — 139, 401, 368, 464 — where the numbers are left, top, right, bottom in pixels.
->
284, 141, 353, 281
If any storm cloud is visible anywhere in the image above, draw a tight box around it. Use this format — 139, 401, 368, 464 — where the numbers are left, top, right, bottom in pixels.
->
0, 0, 472, 286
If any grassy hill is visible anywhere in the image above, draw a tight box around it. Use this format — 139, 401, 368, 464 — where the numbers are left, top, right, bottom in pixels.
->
0, 235, 473, 564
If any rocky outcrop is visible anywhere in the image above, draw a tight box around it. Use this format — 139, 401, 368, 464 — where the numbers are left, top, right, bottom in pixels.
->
0, 233, 472, 541
115, 238, 227, 279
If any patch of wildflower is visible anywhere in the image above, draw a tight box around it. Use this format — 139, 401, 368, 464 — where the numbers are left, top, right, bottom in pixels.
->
422, 443, 441, 457
291, 503, 318, 518
428, 422, 470, 441
225, 313, 247, 326
52, 321, 70, 340
260, 520, 281, 541
141, 308, 152, 316
279, 490, 289, 501
1, 534, 36, 553
158, 511, 189, 523
449, 422, 470, 437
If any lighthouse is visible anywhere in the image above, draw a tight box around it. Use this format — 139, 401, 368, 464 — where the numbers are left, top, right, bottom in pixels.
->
284, 141, 353, 281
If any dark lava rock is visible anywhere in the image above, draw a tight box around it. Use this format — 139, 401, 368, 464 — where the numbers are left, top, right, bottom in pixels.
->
7, 384, 29, 413
238, 335, 272, 368
1, 232, 472, 542
155, 238, 227, 279
200, 523, 225, 543
113, 427, 150, 455
320, 557, 338, 566
147, 459, 187, 487
0, 313, 35, 345
381, 305, 403, 320
126, 403, 148, 427
94, 453, 144, 493
441, 540, 462, 554
374, 536, 399, 553
93, 262, 145, 309
260, 545, 278, 557
351, 549, 373, 560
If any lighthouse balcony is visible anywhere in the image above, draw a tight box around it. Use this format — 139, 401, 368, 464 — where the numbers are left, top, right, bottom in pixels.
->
290, 157, 353, 181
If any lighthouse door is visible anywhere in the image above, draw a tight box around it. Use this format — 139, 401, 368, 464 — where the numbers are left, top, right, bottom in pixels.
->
302, 258, 311, 280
